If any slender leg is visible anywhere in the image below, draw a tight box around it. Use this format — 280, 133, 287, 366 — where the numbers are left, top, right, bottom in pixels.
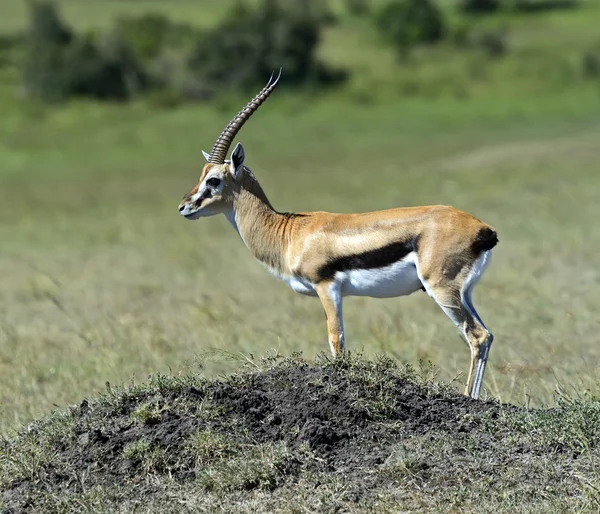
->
421, 282, 493, 399
315, 281, 344, 356
462, 286, 494, 399
464, 320, 493, 399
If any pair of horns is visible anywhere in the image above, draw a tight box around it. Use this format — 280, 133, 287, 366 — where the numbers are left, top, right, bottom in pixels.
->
207, 69, 283, 165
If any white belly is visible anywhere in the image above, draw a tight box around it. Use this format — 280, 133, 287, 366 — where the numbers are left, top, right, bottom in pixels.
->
281, 255, 422, 299
286, 275, 318, 297
340, 258, 422, 298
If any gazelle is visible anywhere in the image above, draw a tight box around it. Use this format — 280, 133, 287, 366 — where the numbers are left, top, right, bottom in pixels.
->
179, 72, 498, 399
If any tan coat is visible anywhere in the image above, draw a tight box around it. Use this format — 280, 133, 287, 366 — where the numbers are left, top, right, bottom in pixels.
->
178, 72, 498, 399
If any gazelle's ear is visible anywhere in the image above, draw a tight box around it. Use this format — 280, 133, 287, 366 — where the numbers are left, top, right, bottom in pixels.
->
202, 150, 211, 162
230, 142, 245, 180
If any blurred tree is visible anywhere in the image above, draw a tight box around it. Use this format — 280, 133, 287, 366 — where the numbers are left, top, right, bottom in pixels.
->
27, 0, 73, 46
20, 0, 346, 104
113, 14, 198, 62
23, 1, 145, 102
375, 0, 446, 56
460, 0, 501, 13
460, 0, 579, 13
114, 14, 172, 61
22, 0, 73, 101
512, 0, 578, 12
344, 0, 370, 16
188, 0, 345, 92
476, 30, 508, 58
582, 46, 600, 79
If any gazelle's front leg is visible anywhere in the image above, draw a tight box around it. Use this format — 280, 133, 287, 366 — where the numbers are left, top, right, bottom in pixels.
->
315, 281, 344, 356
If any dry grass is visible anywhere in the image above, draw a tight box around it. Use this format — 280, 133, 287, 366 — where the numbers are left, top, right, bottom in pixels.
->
2, 355, 600, 512
1, 96, 599, 433
0, 0, 600, 435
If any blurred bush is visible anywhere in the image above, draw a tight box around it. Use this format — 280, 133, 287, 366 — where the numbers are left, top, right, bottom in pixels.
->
15, 0, 586, 106
475, 30, 509, 59
107, 13, 201, 106
23, 1, 146, 102
113, 13, 199, 62
20, 0, 345, 105
0, 35, 23, 68
582, 46, 600, 79
22, 0, 72, 101
460, 0, 501, 13
450, 19, 509, 60
27, 0, 72, 47
460, 0, 579, 13
60, 36, 130, 100
343, 0, 370, 16
375, 0, 446, 56
511, 0, 578, 13
188, 0, 346, 94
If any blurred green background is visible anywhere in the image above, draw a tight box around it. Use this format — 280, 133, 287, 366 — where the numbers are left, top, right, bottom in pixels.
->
0, 0, 599, 434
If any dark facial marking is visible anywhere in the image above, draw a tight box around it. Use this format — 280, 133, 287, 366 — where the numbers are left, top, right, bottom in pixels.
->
318, 239, 418, 281
193, 189, 212, 209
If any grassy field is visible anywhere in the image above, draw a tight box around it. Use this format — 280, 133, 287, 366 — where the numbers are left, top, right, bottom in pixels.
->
0, 0, 600, 440
2, 355, 600, 512
0, 0, 232, 32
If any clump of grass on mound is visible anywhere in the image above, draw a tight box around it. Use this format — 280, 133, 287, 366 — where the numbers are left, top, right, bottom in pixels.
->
1, 355, 599, 513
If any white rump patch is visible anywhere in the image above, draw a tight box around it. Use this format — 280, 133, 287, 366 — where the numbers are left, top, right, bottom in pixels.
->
461, 250, 492, 329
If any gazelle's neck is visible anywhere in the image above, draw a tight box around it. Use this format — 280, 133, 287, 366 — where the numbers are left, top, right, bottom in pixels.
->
226, 170, 290, 275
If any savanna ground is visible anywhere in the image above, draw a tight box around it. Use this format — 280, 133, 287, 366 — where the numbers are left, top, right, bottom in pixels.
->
3, 355, 600, 512
1, 0, 600, 511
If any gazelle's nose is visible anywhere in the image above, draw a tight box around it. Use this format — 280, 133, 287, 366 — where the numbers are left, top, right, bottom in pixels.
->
179, 204, 185, 212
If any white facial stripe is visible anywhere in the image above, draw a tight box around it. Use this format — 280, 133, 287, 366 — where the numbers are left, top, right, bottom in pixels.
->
189, 173, 223, 203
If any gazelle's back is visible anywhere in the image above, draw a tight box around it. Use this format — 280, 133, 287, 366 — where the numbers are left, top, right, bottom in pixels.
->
287, 205, 494, 284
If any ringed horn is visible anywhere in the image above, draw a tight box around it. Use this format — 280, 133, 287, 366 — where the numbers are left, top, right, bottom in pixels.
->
207, 69, 283, 165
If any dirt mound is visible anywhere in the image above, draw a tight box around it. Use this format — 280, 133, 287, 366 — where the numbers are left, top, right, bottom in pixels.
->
2, 356, 598, 513
213, 362, 494, 444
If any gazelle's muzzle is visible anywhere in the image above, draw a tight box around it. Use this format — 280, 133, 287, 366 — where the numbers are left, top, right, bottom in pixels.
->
178, 201, 195, 218
179, 187, 214, 218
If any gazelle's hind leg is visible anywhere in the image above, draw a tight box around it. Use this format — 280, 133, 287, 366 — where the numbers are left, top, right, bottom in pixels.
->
418, 251, 494, 399
461, 251, 494, 398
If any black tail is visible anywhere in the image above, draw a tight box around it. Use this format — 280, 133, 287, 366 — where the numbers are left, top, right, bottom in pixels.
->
472, 227, 498, 255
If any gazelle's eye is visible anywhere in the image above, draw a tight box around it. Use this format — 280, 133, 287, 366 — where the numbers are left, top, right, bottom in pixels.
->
207, 177, 221, 188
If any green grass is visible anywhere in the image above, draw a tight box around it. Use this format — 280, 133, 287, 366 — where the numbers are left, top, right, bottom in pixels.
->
0, 0, 600, 437
0, 0, 233, 33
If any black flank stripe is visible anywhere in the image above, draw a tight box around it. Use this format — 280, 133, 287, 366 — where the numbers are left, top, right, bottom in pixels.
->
318, 239, 418, 281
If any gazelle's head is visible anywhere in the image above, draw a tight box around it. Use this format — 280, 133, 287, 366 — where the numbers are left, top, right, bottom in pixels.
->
178, 71, 281, 220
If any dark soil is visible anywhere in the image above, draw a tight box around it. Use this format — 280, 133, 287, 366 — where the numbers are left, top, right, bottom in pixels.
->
2, 357, 598, 513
